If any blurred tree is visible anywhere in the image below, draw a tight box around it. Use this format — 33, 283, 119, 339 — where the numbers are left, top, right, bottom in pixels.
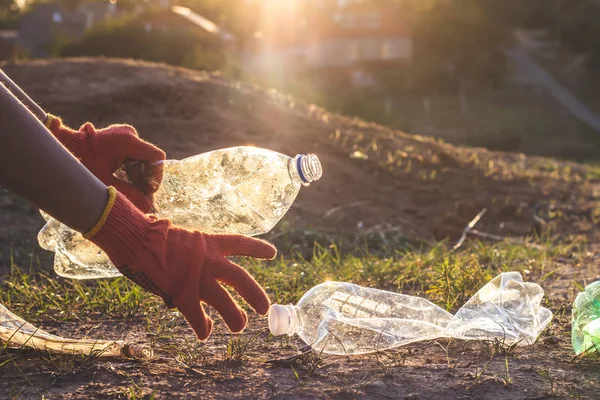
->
56, 11, 225, 71
0, 0, 20, 29
409, 0, 520, 92
0, 0, 15, 14
552, 1, 600, 67
60, 0, 86, 11
518, 0, 600, 87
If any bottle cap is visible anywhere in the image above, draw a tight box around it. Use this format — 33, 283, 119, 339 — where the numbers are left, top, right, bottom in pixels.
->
268, 304, 293, 336
296, 154, 323, 186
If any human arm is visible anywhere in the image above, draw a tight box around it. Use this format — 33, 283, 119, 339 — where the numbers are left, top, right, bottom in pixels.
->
0, 80, 107, 232
0, 68, 46, 122
0, 68, 165, 212
0, 82, 275, 339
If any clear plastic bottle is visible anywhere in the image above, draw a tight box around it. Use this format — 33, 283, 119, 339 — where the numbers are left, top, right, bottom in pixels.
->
151, 146, 322, 234
38, 146, 322, 279
268, 272, 552, 355
571, 281, 600, 355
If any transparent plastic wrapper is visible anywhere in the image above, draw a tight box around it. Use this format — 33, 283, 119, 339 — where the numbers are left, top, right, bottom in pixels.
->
0, 304, 152, 359
269, 272, 552, 355
37, 146, 322, 279
572, 281, 600, 355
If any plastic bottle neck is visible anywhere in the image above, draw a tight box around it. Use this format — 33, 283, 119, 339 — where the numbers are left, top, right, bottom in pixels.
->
268, 304, 300, 336
289, 154, 322, 187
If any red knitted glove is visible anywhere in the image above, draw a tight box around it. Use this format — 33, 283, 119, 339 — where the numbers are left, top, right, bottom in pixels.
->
85, 187, 276, 340
46, 114, 165, 213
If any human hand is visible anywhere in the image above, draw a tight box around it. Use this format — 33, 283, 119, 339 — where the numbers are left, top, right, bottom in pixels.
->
87, 187, 276, 340
46, 115, 165, 213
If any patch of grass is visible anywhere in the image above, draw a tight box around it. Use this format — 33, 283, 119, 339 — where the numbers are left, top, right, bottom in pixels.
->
584, 163, 600, 182
124, 375, 156, 400
224, 331, 262, 362
0, 231, 594, 397
0, 268, 161, 322
1, 232, 586, 323
247, 232, 586, 312
537, 369, 557, 395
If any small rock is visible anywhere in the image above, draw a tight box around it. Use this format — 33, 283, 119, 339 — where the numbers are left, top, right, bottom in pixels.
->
543, 335, 560, 345
404, 394, 420, 400
365, 381, 387, 391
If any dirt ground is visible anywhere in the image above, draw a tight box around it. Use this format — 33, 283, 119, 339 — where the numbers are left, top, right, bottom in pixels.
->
2, 291, 600, 399
2, 315, 599, 399
1, 59, 600, 399
2, 59, 600, 269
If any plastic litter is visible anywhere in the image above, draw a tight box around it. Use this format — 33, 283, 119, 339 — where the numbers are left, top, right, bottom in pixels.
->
37, 146, 322, 279
0, 303, 152, 359
269, 272, 552, 355
572, 280, 600, 355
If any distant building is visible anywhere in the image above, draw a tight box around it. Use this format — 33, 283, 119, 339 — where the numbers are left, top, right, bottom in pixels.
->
80, 1, 119, 30
246, 0, 412, 86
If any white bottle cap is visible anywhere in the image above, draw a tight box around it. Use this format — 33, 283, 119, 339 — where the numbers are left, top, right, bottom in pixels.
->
296, 154, 323, 186
268, 304, 293, 336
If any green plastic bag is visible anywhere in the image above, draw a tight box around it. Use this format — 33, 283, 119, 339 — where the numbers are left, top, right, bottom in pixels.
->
572, 281, 600, 355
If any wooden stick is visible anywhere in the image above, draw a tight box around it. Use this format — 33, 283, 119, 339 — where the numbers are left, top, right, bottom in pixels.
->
452, 208, 487, 251
0, 304, 152, 359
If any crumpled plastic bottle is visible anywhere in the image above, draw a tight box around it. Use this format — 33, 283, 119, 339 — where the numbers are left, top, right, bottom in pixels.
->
269, 272, 552, 355
37, 146, 322, 279
572, 281, 600, 355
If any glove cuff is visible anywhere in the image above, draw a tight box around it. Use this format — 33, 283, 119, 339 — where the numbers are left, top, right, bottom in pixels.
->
45, 114, 85, 156
45, 113, 61, 130
83, 186, 118, 239
86, 187, 169, 268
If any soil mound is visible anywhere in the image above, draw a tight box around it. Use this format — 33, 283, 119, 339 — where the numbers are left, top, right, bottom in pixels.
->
1, 58, 597, 268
